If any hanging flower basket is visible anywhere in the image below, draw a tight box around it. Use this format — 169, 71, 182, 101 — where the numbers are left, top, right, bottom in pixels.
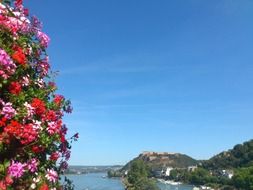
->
0, 1, 78, 189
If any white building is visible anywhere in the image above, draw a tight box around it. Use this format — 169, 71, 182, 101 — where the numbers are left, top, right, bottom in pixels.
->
164, 167, 174, 176
188, 166, 198, 172
222, 170, 234, 179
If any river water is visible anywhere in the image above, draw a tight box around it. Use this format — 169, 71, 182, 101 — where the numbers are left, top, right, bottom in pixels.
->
64, 173, 125, 190
65, 173, 194, 190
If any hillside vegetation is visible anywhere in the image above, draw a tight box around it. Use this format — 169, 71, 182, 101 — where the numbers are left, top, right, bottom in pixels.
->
202, 139, 253, 170
170, 139, 253, 189
121, 151, 198, 172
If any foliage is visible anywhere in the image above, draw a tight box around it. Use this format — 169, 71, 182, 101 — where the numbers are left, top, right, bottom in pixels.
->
127, 160, 148, 185
0, 1, 78, 189
232, 166, 253, 190
107, 170, 122, 178
168, 164, 253, 189
203, 139, 253, 170
168, 168, 218, 185
126, 160, 159, 190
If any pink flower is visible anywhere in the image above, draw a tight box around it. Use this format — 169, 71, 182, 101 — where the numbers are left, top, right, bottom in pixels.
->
0, 100, 16, 119
63, 150, 71, 161
37, 56, 50, 76
60, 161, 68, 171
31, 16, 42, 30
45, 169, 58, 183
8, 160, 25, 178
24, 102, 35, 118
0, 48, 16, 79
0, 10, 30, 34
37, 31, 50, 48
27, 159, 38, 173
14, 0, 23, 8
47, 120, 61, 135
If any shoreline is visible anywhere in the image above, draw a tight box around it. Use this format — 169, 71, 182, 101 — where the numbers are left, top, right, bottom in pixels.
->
157, 179, 214, 190
157, 178, 183, 185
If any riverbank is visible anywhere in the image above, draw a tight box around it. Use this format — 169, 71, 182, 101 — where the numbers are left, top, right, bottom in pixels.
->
157, 179, 216, 190
157, 178, 182, 185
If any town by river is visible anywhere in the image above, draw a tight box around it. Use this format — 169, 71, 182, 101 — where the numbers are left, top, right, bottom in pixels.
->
65, 173, 194, 190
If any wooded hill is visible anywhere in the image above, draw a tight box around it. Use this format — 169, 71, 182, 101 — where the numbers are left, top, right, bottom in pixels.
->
202, 139, 253, 170
121, 151, 198, 172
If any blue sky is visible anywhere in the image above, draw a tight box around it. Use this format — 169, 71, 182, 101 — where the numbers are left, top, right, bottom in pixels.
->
25, 0, 253, 165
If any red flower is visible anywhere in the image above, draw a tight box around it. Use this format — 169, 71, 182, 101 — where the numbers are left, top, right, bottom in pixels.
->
0, 181, 6, 190
39, 183, 49, 190
12, 46, 26, 65
60, 134, 66, 143
4, 121, 38, 145
9, 82, 22, 95
5, 175, 13, 186
20, 124, 38, 144
31, 98, 46, 116
0, 117, 7, 128
45, 110, 57, 121
32, 145, 45, 153
50, 152, 60, 161
53, 95, 64, 106
14, 0, 23, 7
4, 120, 22, 139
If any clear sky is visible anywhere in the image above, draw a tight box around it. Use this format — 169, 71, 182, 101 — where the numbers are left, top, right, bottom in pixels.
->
24, 0, 253, 165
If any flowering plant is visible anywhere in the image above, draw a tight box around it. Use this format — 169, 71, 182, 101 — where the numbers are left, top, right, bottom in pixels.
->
0, 0, 78, 189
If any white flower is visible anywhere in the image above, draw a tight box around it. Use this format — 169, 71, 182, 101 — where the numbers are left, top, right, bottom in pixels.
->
30, 183, 36, 189
24, 102, 35, 117
22, 75, 30, 86
32, 120, 42, 130
33, 176, 40, 183
35, 78, 44, 88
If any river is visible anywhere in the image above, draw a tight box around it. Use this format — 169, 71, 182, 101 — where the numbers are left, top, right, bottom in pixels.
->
64, 173, 194, 190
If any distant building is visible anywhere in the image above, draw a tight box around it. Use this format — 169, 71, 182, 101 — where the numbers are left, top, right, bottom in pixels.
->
141, 151, 175, 156
164, 167, 174, 176
222, 170, 234, 179
152, 168, 164, 178
188, 166, 198, 172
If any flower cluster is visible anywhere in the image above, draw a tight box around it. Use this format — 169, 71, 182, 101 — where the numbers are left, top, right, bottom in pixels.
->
0, 49, 16, 79
0, 1, 78, 189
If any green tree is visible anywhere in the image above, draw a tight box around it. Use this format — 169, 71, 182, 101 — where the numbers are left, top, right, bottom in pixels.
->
232, 166, 253, 190
127, 160, 159, 190
128, 160, 148, 184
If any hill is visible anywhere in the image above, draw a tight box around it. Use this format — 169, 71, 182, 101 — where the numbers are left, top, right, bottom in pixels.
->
121, 151, 198, 172
202, 139, 253, 170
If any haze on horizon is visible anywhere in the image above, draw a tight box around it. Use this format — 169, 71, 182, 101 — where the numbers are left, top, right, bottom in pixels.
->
25, 0, 253, 165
